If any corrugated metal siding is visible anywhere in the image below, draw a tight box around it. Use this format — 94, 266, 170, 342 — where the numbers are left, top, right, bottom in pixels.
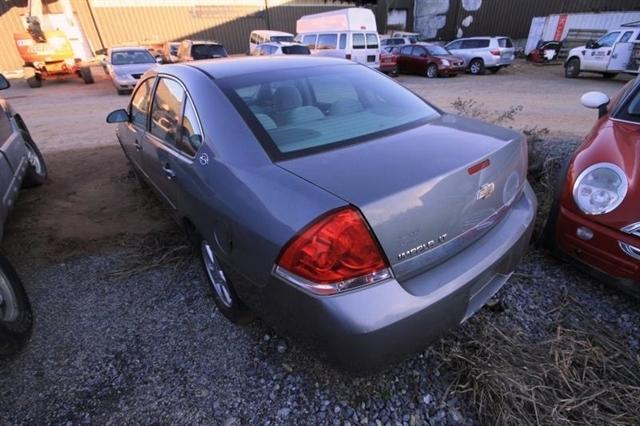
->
0, 0, 359, 71
416, 0, 640, 41
541, 11, 640, 40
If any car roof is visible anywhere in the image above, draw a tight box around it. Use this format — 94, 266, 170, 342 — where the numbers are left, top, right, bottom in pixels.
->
251, 30, 293, 36
260, 41, 303, 47
187, 40, 223, 45
186, 56, 353, 79
454, 36, 509, 40
110, 46, 150, 53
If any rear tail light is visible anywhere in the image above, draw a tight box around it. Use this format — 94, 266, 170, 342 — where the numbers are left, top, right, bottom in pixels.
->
345, 54, 352, 60
490, 49, 500, 56
275, 207, 391, 295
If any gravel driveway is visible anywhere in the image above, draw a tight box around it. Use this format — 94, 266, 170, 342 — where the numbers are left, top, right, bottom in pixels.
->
1, 62, 638, 425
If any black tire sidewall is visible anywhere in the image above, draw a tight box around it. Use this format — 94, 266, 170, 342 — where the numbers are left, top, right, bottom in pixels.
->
21, 132, 47, 188
565, 59, 580, 78
0, 253, 33, 357
470, 59, 485, 75
426, 64, 438, 78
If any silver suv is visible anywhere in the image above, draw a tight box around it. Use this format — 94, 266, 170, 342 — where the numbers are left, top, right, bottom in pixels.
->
444, 36, 515, 75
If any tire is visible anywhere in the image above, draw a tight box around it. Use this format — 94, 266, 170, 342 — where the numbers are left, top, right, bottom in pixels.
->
199, 238, 252, 324
469, 58, 485, 75
539, 158, 571, 250
565, 58, 580, 78
426, 63, 438, 78
602, 72, 618, 79
0, 254, 33, 359
80, 66, 94, 84
21, 131, 48, 188
24, 67, 42, 88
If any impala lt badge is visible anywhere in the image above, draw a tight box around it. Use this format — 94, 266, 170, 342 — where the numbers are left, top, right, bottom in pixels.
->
398, 233, 448, 260
477, 182, 495, 200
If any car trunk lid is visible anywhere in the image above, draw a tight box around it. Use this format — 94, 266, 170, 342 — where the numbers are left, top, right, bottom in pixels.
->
277, 114, 527, 282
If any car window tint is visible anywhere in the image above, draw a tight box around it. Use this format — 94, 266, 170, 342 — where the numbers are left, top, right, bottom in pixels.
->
400, 45, 412, 55
616, 85, 640, 123
366, 33, 378, 49
282, 45, 310, 55
597, 32, 620, 48
310, 74, 358, 104
353, 33, 365, 49
447, 40, 462, 50
222, 64, 439, 158
130, 77, 154, 127
339, 33, 347, 49
177, 99, 203, 157
150, 78, 185, 146
302, 34, 317, 49
620, 31, 633, 43
192, 44, 227, 60
412, 46, 425, 57
317, 34, 338, 49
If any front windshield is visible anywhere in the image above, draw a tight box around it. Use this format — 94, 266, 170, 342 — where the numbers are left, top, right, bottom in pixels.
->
112, 50, 155, 65
218, 64, 440, 158
428, 45, 450, 56
192, 44, 228, 60
271, 36, 295, 43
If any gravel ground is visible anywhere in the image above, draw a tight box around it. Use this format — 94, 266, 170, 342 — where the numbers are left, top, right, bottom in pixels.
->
0, 62, 639, 424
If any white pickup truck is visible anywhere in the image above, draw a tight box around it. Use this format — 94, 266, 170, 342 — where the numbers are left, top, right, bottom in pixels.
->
0, 73, 47, 357
565, 23, 640, 78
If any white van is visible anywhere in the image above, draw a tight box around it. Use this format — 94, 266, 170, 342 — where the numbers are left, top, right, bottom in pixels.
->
249, 30, 294, 54
565, 22, 640, 78
295, 8, 380, 68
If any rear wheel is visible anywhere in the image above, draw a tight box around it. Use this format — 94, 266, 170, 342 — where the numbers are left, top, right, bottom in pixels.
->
469, 58, 485, 75
565, 58, 580, 78
426, 63, 438, 78
0, 254, 33, 358
80, 66, 94, 84
200, 239, 252, 324
22, 132, 47, 188
24, 67, 42, 88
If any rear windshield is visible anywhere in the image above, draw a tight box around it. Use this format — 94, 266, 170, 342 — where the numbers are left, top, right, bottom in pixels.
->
271, 36, 294, 43
282, 45, 310, 55
192, 44, 227, 60
112, 50, 155, 65
498, 38, 513, 48
218, 64, 439, 159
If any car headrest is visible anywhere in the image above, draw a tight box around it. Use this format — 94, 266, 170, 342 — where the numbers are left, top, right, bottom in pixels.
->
274, 85, 303, 111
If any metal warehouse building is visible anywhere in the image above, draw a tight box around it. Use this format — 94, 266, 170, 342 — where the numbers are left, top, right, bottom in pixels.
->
2, 0, 640, 72
0, 0, 414, 72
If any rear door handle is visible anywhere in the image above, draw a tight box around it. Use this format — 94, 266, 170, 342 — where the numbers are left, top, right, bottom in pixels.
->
134, 140, 142, 151
163, 163, 176, 180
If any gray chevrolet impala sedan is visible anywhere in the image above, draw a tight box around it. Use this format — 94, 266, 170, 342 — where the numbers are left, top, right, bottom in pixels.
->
107, 56, 536, 370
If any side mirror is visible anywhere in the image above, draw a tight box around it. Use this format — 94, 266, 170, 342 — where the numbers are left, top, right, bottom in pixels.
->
586, 40, 598, 49
580, 91, 610, 118
0, 74, 10, 90
155, 56, 163, 64
106, 108, 129, 123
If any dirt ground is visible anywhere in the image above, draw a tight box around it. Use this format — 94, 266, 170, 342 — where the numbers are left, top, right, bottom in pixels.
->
1, 62, 638, 424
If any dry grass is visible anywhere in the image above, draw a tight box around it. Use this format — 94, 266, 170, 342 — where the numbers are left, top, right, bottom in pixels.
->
106, 229, 194, 279
436, 296, 640, 425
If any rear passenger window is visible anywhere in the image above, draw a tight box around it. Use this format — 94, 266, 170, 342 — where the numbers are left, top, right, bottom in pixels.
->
130, 77, 155, 127
353, 33, 365, 49
302, 34, 317, 49
178, 99, 203, 157
150, 78, 185, 146
317, 34, 338, 49
339, 33, 347, 49
366, 33, 378, 49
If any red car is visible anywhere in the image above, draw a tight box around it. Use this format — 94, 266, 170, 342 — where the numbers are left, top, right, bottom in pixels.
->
397, 43, 465, 78
379, 46, 399, 75
544, 77, 640, 296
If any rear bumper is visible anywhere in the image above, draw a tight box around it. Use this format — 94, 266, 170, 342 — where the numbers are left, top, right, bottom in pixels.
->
485, 56, 514, 67
258, 183, 536, 371
556, 206, 640, 285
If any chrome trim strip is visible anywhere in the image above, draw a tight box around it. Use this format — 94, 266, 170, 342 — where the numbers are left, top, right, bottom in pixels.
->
618, 241, 640, 261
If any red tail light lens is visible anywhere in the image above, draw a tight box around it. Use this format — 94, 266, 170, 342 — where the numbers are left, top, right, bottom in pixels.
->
275, 207, 391, 295
490, 49, 500, 56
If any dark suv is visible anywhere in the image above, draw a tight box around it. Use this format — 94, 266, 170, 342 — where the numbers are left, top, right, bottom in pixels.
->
177, 40, 229, 62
